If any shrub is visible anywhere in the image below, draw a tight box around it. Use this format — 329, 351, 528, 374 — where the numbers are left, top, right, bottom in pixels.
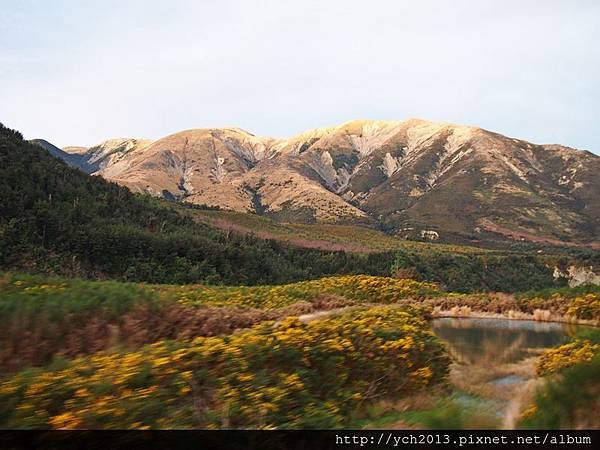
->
566, 294, 600, 320
536, 340, 600, 376
521, 355, 600, 429
171, 275, 441, 309
0, 307, 450, 429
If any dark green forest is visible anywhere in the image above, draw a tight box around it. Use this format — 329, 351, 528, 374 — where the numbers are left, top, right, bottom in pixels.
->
0, 123, 395, 284
391, 249, 566, 293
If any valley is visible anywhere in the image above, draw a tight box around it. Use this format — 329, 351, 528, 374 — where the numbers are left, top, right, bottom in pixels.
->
3, 0, 599, 439
1, 122, 599, 430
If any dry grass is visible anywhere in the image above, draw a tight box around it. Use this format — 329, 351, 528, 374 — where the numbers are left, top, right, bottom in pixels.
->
428, 291, 600, 326
0, 296, 352, 374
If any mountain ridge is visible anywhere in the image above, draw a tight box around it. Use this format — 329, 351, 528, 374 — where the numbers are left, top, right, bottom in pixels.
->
36, 118, 600, 245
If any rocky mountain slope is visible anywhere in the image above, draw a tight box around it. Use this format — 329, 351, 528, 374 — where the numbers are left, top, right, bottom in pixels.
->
43, 119, 600, 244
62, 138, 153, 174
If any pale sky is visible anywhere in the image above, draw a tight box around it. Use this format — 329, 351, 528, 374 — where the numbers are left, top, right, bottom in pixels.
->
1, 0, 599, 153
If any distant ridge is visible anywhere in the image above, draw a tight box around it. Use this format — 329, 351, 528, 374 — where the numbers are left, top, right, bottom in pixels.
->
41, 119, 600, 245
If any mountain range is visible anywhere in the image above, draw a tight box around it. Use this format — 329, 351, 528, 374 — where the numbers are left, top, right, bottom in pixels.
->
32, 119, 600, 245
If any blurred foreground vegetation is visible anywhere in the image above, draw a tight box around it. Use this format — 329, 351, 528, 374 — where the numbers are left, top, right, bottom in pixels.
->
1, 272, 599, 429
0, 307, 449, 429
520, 328, 600, 428
2, 273, 598, 375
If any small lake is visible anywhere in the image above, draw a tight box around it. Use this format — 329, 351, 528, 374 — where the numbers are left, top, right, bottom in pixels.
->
431, 317, 592, 427
432, 317, 582, 365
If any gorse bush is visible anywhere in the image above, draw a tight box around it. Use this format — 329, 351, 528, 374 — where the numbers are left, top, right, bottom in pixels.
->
515, 291, 600, 321
517, 284, 600, 301
521, 326, 600, 428
0, 307, 450, 429
171, 275, 442, 309
566, 294, 600, 320
0, 273, 441, 373
4, 272, 596, 375
521, 355, 600, 429
0, 274, 159, 321
536, 340, 600, 376
3, 272, 596, 376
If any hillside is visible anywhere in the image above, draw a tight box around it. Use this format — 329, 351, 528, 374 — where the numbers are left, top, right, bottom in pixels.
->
179, 207, 487, 253
1, 123, 395, 284
29, 139, 84, 169
180, 207, 600, 256
54, 119, 600, 246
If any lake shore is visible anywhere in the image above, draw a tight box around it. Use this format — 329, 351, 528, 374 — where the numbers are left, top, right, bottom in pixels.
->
432, 306, 599, 327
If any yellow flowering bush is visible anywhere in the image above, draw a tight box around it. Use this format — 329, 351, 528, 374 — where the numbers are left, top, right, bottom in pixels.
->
0, 274, 442, 373
0, 306, 449, 429
517, 288, 600, 321
566, 294, 600, 321
521, 353, 600, 429
536, 340, 600, 376
170, 275, 441, 309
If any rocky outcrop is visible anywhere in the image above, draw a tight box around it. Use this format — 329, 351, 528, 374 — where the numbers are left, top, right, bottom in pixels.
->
553, 266, 600, 287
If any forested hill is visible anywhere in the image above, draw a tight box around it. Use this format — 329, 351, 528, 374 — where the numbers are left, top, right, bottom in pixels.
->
0, 123, 393, 284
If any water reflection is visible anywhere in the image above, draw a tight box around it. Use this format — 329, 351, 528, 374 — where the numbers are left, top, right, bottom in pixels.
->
432, 317, 580, 365
431, 317, 591, 427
